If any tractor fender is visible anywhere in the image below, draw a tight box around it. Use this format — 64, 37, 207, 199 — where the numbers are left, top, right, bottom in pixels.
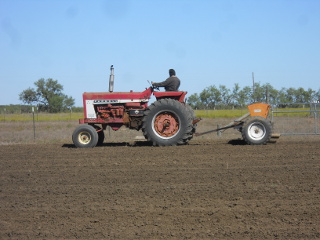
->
153, 91, 187, 102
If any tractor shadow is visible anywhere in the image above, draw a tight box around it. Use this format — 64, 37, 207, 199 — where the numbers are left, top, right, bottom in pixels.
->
62, 140, 247, 148
100, 141, 154, 147
62, 141, 154, 148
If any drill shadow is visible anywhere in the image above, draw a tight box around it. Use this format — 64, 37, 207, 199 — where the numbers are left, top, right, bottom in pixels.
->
227, 138, 247, 145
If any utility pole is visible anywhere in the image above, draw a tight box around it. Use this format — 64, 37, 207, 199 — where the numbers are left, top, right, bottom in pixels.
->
252, 72, 255, 102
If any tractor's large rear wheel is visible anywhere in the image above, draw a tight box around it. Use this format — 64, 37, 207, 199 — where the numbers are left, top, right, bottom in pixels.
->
241, 116, 272, 145
72, 124, 99, 148
142, 99, 193, 146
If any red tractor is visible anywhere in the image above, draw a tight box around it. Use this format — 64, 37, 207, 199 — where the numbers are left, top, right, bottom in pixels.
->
72, 66, 197, 148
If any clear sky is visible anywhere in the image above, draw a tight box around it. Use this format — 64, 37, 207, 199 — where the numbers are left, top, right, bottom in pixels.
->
1, 0, 320, 106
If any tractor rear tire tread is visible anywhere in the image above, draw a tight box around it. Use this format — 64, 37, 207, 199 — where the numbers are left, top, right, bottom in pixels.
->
185, 103, 197, 141
142, 99, 194, 146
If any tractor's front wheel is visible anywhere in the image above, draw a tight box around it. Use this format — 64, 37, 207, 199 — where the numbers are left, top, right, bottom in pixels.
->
142, 99, 193, 146
72, 124, 99, 148
241, 116, 272, 145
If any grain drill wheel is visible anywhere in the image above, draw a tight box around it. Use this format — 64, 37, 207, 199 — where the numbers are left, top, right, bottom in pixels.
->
241, 116, 272, 145
142, 99, 193, 146
72, 124, 99, 148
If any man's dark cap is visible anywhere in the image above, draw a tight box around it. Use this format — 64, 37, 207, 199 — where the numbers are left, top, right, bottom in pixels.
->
169, 69, 176, 76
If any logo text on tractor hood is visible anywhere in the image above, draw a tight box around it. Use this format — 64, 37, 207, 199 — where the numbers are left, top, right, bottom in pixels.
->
93, 99, 119, 104
92, 99, 148, 104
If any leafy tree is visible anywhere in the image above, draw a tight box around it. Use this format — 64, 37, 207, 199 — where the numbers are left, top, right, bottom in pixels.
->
264, 83, 279, 105
19, 78, 75, 113
285, 88, 296, 103
252, 82, 266, 103
187, 93, 202, 109
219, 85, 231, 106
315, 89, 320, 102
230, 83, 241, 108
301, 88, 316, 103
200, 85, 221, 109
277, 88, 288, 104
187, 82, 319, 110
238, 86, 252, 106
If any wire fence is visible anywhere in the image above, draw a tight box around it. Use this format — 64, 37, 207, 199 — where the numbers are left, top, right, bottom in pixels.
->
2, 103, 320, 137
271, 103, 320, 135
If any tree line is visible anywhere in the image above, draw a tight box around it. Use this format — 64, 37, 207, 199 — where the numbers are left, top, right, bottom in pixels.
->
187, 83, 320, 109
14, 78, 320, 113
19, 78, 76, 113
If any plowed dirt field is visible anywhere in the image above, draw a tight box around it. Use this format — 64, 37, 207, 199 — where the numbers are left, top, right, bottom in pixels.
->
1, 136, 320, 239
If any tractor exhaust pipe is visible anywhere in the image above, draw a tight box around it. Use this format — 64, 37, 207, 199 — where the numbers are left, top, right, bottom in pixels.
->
109, 65, 114, 92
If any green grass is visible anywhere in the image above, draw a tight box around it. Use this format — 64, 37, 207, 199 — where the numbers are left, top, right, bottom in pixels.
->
2, 110, 248, 121
271, 107, 316, 117
195, 109, 248, 118
0, 107, 315, 122
195, 107, 316, 118
0, 112, 83, 122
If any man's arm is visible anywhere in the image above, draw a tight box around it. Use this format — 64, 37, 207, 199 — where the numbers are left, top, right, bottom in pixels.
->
152, 78, 170, 87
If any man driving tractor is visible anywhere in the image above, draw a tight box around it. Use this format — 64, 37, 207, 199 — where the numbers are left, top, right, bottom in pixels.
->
152, 69, 180, 91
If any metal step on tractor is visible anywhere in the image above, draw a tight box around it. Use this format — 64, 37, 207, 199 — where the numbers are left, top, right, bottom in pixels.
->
72, 66, 279, 148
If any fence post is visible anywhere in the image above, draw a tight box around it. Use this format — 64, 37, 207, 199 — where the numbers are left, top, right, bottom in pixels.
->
315, 110, 318, 134
217, 124, 221, 137
32, 107, 36, 141
314, 103, 318, 134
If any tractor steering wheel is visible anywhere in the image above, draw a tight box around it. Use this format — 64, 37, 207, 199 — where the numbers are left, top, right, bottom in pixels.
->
147, 80, 160, 91
153, 85, 160, 91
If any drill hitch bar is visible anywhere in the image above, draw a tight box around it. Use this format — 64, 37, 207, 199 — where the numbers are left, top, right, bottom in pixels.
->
194, 113, 250, 137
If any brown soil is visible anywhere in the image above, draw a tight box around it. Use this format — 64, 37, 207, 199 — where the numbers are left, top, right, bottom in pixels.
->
1, 136, 320, 239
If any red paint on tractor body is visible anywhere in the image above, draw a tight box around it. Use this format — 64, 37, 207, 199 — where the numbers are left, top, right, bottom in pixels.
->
79, 87, 187, 131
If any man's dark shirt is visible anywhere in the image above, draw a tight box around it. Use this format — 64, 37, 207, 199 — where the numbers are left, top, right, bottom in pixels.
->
153, 77, 180, 91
